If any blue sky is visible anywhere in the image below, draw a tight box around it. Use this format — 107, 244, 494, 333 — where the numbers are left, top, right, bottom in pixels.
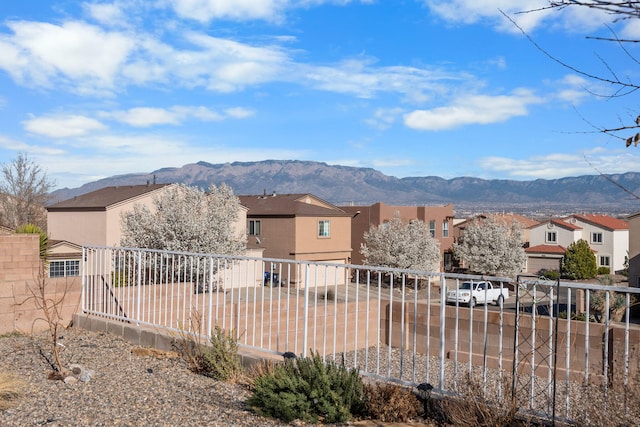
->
1, 1, 639, 190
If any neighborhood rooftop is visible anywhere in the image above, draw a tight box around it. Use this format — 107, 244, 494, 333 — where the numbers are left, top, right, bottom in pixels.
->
47, 184, 170, 211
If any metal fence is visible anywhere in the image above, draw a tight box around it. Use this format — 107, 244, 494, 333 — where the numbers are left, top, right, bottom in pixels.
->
82, 246, 640, 425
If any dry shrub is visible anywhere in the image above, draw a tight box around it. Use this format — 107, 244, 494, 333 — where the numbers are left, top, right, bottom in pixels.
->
439, 373, 518, 427
363, 382, 422, 423
173, 312, 242, 383
0, 372, 24, 410
240, 359, 278, 390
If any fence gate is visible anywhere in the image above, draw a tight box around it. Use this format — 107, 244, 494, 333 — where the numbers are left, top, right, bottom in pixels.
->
511, 277, 563, 422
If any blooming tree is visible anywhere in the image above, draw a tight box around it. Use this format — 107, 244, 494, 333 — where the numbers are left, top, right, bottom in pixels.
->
454, 214, 525, 277
120, 183, 246, 255
360, 213, 440, 272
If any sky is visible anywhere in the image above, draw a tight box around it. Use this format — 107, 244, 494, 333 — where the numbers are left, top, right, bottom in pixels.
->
1, 0, 640, 190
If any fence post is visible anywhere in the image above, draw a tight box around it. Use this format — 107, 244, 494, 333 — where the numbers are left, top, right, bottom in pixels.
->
136, 250, 142, 325
302, 263, 310, 358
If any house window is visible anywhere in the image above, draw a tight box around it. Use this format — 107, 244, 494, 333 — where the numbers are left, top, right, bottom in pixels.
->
591, 232, 603, 244
248, 220, 261, 236
318, 220, 330, 237
49, 260, 80, 278
546, 231, 557, 243
429, 220, 436, 237
442, 221, 449, 238
599, 256, 610, 267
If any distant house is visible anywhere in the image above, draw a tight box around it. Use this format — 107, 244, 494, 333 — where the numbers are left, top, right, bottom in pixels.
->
238, 193, 352, 284
526, 214, 629, 274
340, 202, 454, 271
47, 183, 252, 259
47, 184, 173, 247
627, 212, 639, 287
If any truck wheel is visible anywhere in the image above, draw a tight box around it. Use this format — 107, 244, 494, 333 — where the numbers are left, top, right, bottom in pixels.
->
469, 297, 476, 308
496, 294, 504, 306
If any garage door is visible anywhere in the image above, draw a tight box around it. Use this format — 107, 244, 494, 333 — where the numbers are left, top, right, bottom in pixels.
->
527, 256, 560, 274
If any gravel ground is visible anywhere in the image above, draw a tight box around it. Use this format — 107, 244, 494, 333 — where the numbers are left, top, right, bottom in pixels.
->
0, 328, 302, 427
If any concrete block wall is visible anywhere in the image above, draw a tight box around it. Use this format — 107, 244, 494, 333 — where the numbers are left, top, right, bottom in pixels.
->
0, 234, 82, 335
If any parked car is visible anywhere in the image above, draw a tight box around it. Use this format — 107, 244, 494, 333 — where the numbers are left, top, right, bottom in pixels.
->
446, 281, 509, 307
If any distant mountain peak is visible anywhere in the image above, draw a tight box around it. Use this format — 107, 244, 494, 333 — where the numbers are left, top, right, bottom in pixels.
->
49, 160, 640, 217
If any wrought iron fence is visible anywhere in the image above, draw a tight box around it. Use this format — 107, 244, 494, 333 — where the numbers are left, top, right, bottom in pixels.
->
82, 246, 640, 425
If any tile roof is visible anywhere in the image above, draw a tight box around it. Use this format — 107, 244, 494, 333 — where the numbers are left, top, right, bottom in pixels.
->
568, 214, 629, 231
239, 193, 348, 217
47, 184, 170, 211
525, 244, 567, 254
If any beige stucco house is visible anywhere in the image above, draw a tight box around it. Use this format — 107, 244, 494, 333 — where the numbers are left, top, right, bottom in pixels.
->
47, 184, 172, 247
628, 211, 639, 287
526, 214, 629, 274
340, 202, 455, 271
238, 193, 352, 285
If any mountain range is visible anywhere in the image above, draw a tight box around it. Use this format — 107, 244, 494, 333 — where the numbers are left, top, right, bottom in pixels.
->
49, 160, 640, 218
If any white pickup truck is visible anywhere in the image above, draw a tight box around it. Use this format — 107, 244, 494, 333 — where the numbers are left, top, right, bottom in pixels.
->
446, 281, 509, 307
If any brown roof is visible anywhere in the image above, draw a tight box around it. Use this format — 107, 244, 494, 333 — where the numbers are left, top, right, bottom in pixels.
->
239, 193, 348, 217
568, 214, 629, 231
47, 184, 170, 211
526, 244, 567, 254
457, 213, 538, 229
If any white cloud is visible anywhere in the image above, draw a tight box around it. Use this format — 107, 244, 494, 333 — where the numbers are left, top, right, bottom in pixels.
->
423, 0, 618, 34
479, 149, 640, 179
84, 2, 127, 27
22, 114, 107, 138
404, 89, 543, 131
169, 0, 287, 23
0, 21, 134, 94
364, 107, 405, 130
100, 105, 254, 127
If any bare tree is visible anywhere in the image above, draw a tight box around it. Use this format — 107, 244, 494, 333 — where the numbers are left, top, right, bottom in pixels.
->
511, 2, 640, 147
0, 153, 55, 230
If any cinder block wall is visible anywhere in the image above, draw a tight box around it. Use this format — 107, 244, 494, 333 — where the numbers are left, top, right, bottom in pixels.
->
0, 234, 82, 335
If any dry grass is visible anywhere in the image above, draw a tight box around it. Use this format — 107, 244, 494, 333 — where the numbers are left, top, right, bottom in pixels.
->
362, 382, 422, 423
0, 372, 24, 411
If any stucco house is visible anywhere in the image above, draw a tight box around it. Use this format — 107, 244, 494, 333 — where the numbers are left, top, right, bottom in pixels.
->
627, 211, 639, 287
340, 202, 455, 271
238, 193, 352, 285
526, 214, 629, 274
47, 184, 173, 247
47, 183, 249, 247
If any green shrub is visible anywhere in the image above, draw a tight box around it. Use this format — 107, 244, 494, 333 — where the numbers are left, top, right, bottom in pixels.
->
538, 269, 560, 280
175, 325, 241, 382
15, 224, 48, 259
247, 351, 364, 423
363, 382, 421, 423
597, 267, 611, 275
561, 239, 597, 280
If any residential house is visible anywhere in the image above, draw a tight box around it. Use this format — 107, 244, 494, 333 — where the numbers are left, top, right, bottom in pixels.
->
526, 214, 629, 274
340, 202, 454, 271
46, 183, 252, 280
47, 184, 173, 247
627, 212, 639, 287
239, 193, 352, 285
526, 219, 581, 274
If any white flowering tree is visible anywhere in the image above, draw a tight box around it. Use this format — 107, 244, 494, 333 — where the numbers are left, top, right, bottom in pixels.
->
360, 213, 441, 273
121, 183, 246, 255
453, 215, 525, 277
120, 184, 246, 291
